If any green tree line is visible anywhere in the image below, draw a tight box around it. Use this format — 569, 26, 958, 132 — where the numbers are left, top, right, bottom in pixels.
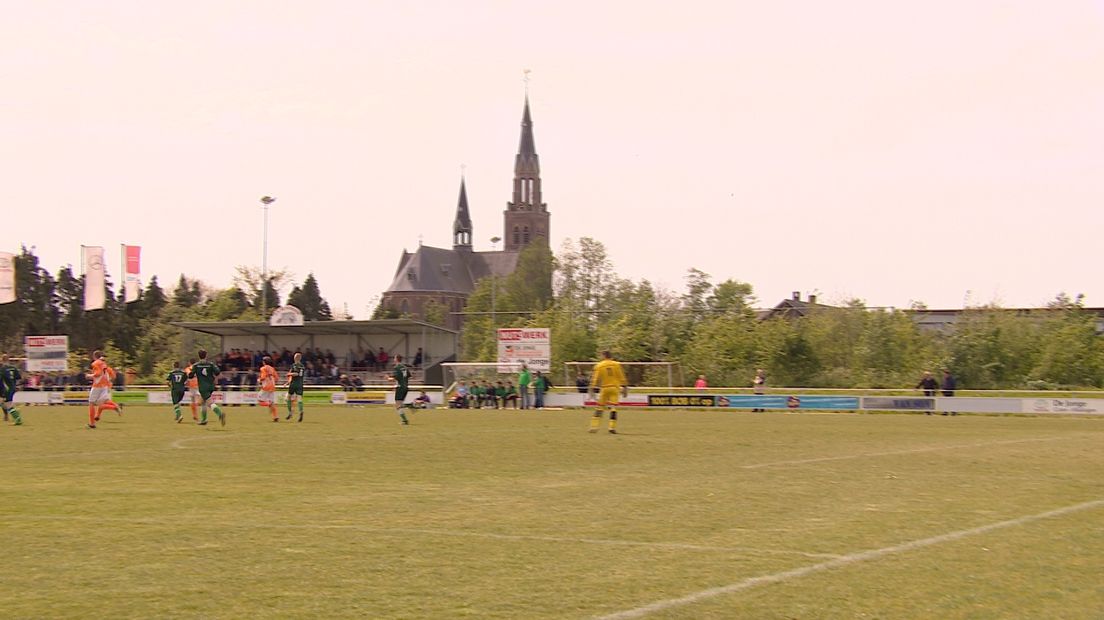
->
3, 243, 1100, 390
0, 247, 333, 382
458, 239, 1104, 390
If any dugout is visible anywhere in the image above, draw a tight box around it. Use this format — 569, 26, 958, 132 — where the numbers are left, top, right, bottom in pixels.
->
173, 319, 458, 384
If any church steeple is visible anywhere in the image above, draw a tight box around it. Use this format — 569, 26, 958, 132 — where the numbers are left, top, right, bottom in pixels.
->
453, 176, 473, 250
504, 95, 550, 252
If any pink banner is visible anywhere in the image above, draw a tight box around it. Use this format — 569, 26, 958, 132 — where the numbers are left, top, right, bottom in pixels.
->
123, 244, 141, 303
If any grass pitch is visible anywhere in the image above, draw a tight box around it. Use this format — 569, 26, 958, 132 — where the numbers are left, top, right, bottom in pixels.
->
0, 405, 1101, 619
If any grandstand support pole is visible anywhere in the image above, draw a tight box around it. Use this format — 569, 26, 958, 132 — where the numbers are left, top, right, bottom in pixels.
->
668, 364, 673, 388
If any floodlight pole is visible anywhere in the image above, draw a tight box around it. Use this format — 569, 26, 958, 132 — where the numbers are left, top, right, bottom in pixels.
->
490, 236, 501, 333
260, 196, 276, 319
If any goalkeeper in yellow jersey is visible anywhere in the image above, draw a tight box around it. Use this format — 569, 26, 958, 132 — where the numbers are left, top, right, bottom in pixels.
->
589, 350, 628, 434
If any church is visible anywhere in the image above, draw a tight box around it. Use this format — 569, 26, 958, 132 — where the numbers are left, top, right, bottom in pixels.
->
379, 96, 551, 330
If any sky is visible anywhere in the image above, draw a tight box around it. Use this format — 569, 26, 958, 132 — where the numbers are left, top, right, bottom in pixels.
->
2, 0, 1103, 316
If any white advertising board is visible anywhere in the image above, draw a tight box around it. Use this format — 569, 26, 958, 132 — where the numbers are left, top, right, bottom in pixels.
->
24, 335, 69, 372
146, 391, 286, 405
496, 327, 551, 372
1023, 398, 1104, 415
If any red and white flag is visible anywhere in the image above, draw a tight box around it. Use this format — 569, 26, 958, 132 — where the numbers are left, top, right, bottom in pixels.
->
122, 244, 141, 303
0, 252, 14, 305
82, 245, 106, 311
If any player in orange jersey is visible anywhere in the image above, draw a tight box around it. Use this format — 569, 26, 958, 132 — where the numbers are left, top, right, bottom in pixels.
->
257, 356, 280, 421
183, 358, 200, 421
86, 350, 122, 428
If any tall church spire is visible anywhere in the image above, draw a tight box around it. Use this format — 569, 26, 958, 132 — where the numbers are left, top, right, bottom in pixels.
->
504, 95, 550, 252
453, 176, 473, 250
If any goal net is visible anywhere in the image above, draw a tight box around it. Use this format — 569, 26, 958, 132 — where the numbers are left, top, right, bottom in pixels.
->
563, 361, 681, 389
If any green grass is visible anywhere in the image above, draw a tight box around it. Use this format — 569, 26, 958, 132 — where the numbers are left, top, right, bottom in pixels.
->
0, 405, 1101, 619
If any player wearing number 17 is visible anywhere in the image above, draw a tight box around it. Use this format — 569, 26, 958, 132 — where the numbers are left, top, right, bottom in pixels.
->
589, 350, 628, 434
166, 361, 188, 423
188, 349, 226, 427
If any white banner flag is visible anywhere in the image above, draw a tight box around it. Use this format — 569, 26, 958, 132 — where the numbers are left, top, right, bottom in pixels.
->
0, 252, 14, 305
122, 244, 141, 303
83, 245, 106, 310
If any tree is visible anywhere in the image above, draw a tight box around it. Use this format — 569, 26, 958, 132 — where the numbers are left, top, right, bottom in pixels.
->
173, 275, 203, 306
286, 273, 333, 321
502, 242, 554, 312
233, 266, 290, 313
141, 276, 168, 318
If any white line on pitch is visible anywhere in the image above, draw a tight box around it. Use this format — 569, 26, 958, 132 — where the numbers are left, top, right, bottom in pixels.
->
286, 524, 843, 559
7, 514, 840, 560
594, 497, 1104, 619
742, 435, 1073, 469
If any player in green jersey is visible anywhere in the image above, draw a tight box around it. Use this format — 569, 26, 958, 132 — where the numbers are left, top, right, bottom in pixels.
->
187, 349, 225, 427
166, 361, 189, 423
0, 354, 24, 426
391, 354, 412, 425
284, 352, 306, 422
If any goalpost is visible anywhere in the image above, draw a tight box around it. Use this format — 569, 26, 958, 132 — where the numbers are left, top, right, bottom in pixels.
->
442, 361, 682, 393
441, 361, 527, 393
563, 361, 681, 389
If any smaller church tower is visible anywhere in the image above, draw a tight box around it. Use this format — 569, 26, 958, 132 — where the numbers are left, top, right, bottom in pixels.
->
453, 177, 473, 250
504, 96, 550, 251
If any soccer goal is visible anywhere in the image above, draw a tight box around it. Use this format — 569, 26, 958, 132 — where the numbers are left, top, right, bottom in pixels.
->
563, 361, 681, 389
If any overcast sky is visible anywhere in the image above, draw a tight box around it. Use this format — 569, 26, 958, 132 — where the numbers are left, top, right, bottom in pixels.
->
3, 0, 1103, 316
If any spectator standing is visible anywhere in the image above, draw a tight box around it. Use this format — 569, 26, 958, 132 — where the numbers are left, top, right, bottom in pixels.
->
517, 363, 531, 409
694, 375, 707, 390
752, 368, 767, 412
534, 371, 549, 409
575, 373, 589, 394
941, 369, 957, 416
413, 348, 423, 368
916, 370, 938, 415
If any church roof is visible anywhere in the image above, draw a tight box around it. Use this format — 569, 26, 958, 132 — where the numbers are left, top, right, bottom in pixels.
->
386, 245, 474, 294
385, 246, 520, 295
518, 96, 536, 157
453, 177, 472, 235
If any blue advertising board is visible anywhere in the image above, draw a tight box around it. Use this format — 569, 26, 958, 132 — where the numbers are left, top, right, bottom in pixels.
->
721, 395, 859, 410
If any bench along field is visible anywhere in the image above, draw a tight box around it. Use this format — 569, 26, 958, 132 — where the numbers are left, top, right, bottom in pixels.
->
0, 406, 1100, 618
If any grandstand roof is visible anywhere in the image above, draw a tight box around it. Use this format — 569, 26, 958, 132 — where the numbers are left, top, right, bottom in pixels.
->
173, 318, 457, 338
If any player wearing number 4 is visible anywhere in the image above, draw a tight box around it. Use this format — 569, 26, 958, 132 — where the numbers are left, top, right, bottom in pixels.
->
589, 350, 628, 434
188, 349, 226, 427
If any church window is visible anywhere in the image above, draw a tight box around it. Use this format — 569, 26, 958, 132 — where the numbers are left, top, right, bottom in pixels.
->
523, 226, 530, 244
512, 226, 520, 246
440, 263, 450, 276
400, 300, 409, 314
407, 268, 416, 282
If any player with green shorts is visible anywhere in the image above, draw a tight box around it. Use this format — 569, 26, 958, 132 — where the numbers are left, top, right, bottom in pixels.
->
0, 354, 24, 426
392, 354, 412, 425
188, 349, 225, 426
285, 352, 306, 422
166, 361, 188, 423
